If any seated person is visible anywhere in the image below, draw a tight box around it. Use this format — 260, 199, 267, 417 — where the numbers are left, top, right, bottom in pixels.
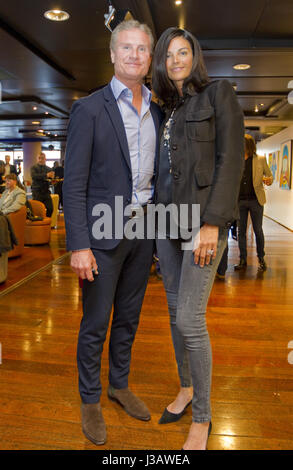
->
0, 173, 26, 215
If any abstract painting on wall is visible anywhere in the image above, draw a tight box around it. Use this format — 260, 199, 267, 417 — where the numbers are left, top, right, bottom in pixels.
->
279, 141, 292, 190
269, 151, 278, 182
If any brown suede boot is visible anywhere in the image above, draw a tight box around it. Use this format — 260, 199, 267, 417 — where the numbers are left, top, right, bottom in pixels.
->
81, 402, 106, 445
108, 386, 151, 421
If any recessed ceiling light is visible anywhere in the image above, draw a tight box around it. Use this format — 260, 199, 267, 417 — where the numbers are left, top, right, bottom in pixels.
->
33, 106, 38, 110
233, 63, 251, 70
45, 111, 49, 115
44, 10, 70, 22
32, 121, 40, 125
254, 105, 259, 113
175, 0, 182, 4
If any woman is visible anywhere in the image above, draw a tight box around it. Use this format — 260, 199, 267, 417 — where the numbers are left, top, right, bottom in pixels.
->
152, 28, 244, 450
234, 134, 273, 272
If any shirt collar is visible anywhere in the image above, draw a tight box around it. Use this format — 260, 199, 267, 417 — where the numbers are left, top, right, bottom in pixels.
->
110, 76, 152, 105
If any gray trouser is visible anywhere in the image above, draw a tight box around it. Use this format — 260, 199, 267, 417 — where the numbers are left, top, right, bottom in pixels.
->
156, 228, 228, 422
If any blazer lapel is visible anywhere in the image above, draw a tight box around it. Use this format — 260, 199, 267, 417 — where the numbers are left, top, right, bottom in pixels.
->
150, 103, 163, 176
103, 84, 131, 171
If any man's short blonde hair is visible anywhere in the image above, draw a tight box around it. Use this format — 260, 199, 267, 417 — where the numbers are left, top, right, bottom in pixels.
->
110, 20, 154, 53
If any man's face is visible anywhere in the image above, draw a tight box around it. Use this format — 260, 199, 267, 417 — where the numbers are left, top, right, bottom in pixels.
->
37, 154, 46, 165
5, 155, 10, 164
111, 28, 152, 85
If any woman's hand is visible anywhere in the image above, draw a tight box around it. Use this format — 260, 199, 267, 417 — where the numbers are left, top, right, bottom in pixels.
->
193, 224, 219, 267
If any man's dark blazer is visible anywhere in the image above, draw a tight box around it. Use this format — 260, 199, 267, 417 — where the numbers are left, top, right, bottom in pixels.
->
8, 164, 18, 175
63, 83, 163, 251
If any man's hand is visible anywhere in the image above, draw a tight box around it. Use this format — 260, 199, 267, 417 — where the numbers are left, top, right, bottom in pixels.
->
193, 224, 219, 267
47, 171, 55, 178
71, 249, 98, 282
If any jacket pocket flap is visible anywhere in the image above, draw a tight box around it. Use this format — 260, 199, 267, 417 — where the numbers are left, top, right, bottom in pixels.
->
195, 170, 213, 187
187, 108, 214, 121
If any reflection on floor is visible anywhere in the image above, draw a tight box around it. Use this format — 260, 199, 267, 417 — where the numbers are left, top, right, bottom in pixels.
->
0, 216, 292, 450
0, 213, 67, 294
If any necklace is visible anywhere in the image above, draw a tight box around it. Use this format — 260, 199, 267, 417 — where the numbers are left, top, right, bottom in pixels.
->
163, 107, 176, 174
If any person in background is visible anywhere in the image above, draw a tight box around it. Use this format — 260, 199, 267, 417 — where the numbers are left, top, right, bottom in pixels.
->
30, 152, 54, 217
234, 134, 273, 272
215, 221, 238, 280
4, 155, 18, 176
54, 160, 64, 209
0, 161, 5, 192
152, 27, 244, 450
0, 173, 26, 215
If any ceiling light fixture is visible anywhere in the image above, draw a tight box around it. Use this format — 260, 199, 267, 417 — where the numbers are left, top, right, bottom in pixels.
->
44, 10, 70, 22
175, 0, 183, 5
233, 63, 251, 70
33, 106, 38, 110
104, 1, 133, 32
32, 121, 40, 125
254, 105, 259, 113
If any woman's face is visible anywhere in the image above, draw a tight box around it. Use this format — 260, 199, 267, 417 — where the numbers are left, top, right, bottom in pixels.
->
166, 36, 193, 94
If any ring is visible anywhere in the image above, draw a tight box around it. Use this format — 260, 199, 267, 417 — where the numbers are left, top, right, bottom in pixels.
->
207, 249, 214, 255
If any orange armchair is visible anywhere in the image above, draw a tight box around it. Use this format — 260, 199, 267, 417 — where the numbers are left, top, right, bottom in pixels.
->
24, 200, 51, 245
7, 205, 27, 258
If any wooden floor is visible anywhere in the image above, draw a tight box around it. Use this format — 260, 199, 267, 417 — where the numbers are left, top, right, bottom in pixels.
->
0, 216, 292, 450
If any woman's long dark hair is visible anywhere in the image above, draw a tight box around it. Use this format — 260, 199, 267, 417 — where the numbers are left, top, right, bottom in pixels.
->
152, 27, 210, 108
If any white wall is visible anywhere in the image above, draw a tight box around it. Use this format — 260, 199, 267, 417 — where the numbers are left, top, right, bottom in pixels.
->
257, 125, 293, 230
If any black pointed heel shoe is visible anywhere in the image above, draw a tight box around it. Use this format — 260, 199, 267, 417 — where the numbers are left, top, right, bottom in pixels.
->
158, 400, 192, 424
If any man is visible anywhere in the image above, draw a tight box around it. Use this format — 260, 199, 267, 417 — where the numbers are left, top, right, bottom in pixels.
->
4, 155, 18, 177
30, 152, 54, 217
0, 173, 26, 215
63, 20, 162, 446
234, 134, 273, 272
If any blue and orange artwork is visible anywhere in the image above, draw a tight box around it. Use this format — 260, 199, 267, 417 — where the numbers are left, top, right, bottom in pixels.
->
270, 152, 278, 180
279, 142, 291, 190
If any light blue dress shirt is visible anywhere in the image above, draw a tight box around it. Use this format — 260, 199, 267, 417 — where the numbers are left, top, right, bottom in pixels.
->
110, 76, 156, 207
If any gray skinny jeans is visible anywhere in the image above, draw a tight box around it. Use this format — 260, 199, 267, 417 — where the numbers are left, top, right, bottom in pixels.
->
156, 228, 228, 423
